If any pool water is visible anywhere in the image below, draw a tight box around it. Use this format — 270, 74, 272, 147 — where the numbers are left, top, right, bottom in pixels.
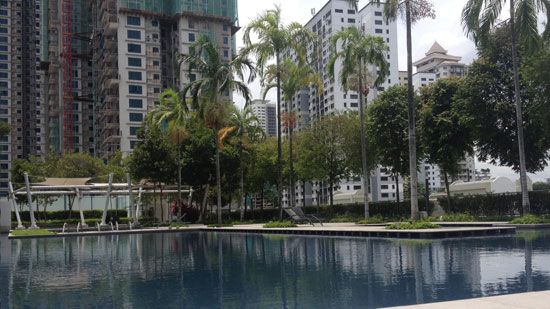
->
1, 231, 550, 308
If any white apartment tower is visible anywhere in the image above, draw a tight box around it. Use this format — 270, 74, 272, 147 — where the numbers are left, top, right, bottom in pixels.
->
94, 0, 239, 159
406, 42, 474, 191
281, 0, 402, 206
249, 99, 277, 138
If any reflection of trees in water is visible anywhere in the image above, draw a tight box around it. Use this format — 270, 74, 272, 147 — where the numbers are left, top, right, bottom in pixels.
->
4, 232, 550, 307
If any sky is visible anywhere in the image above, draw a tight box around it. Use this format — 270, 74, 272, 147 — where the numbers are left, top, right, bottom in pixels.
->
233, 0, 550, 183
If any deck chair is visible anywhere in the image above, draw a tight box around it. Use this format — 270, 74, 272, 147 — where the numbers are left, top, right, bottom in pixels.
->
284, 207, 323, 226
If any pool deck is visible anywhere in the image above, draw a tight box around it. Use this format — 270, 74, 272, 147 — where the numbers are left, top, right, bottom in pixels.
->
389, 290, 550, 308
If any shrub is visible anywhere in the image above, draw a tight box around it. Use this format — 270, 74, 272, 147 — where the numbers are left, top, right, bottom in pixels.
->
263, 221, 297, 228
386, 221, 441, 230
12, 210, 128, 222
356, 215, 387, 224
169, 223, 188, 228
329, 217, 361, 223
426, 214, 476, 222
509, 215, 550, 224
11, 229, 57, 236
443, 191, 550, 216
170, 200, 200, 223
207, 223, 233, 227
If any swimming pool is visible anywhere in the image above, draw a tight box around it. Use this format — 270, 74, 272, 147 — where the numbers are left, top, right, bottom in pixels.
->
1, 231, 549, 308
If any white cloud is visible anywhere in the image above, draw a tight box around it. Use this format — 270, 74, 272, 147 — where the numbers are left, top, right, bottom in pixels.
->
232, 0, 550, 182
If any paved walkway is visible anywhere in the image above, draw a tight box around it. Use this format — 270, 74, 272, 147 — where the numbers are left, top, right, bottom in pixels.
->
389, 290, 550, 308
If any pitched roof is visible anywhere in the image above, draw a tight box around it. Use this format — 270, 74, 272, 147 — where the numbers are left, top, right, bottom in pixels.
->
425, 41, 448, 56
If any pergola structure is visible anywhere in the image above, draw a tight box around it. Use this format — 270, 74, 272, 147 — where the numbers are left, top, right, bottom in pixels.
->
9, 173, 192, 231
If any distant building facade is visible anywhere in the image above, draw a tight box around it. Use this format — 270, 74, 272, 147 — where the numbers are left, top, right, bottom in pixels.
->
249, 99, 277, 138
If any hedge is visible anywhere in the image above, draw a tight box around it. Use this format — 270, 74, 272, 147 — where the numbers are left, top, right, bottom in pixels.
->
205, 199, 432, 223
12, 210, 128, 222
442, 191, 550, 217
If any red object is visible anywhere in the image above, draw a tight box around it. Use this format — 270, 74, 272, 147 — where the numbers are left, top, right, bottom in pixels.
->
62, 0, 73, 153
362, 88, 370, 96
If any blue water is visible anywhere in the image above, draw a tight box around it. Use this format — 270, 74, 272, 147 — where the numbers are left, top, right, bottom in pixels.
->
1, 231, 550, 308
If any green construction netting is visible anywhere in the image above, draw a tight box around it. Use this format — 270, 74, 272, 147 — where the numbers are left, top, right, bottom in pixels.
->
119, 0, 239, 24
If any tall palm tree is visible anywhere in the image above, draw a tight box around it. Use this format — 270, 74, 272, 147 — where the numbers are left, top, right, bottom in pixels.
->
263, 58, 323, 209
179, 36, 255, 224
370, 0, 435, 220
243, 5, 316, 219
462, 0, 550, 215
328, 25, 390, 220
148, 89, 189, 221
228, 107, 265, 221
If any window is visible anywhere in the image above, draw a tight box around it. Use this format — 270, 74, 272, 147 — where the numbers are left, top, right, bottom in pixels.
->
127, 16, 140, 26
188, 20, 194, 29
375, 11, 383, 16
129, 113, 143, 122
152, 20, 158, 27
0, 10, 6, 16
189, 73, 196, 82
223, 50, 228, 58
0, 54, 6, 60
130, 127, 140, 136
129, 85, 142, 94
381, 185, 388, 189
128, 71, 142, 80
128, 43, 141, 53
348, 18, 355, 23
335, 9, 343, 13
375, 29, 383, 34
381, 193, 389, 198
223, 37, 228, 45
129, 99, 143, 108
347, 9, 355, 14
0, 36, 6, 42
128, 57, 142, 67
375, 20, 383, 25
154, 88, 160, 94
127, 30, 141, 40
223, 24, 229, 31
188, 33, 195, 42
130, 140, 138, 149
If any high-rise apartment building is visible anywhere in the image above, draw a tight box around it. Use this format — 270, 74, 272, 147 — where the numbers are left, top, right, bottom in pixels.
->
249, 99, 276, 138
92, 0, 238, 159
405, 42, 474, 191
0, 0, 49, 196
280, 0, 402, 207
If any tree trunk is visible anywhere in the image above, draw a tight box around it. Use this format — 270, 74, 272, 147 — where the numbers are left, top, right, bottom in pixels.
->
276, 51, 283, 220
215, 127, 223, 224
329, 177, 334, 207
302, 181, 306, 208
240, 147, 245, 221
177, 137, 182, 222
395, 172, 400, 207
509, 0, 530, 215
160, 184, 164, 223
405, 0, 419, 220
260, 182, 264, 220
443, 170, 451, 213
288, 101, 296, 209
358, 57, 371, 220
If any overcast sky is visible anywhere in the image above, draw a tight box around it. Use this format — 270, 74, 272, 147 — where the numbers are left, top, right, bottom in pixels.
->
233, 0, 550, 183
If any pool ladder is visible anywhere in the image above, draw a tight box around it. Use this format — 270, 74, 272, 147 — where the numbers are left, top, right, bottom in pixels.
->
77, 222, 81, 233
62, 223, 67, 233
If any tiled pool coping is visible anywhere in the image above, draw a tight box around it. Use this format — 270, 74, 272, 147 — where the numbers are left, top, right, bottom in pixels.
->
6, 222, 519, 239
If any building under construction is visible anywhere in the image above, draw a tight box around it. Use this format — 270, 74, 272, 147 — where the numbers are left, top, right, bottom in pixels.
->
0, 0, 239, 195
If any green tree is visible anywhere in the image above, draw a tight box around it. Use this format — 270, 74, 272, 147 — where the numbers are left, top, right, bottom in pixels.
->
228, 106, 264, 220
127, 123, 177, 222
533, 182, 550, 191
371, 0, 436, 220
148, 88, 190, 220
246, 137, 279, 217
418, 77, 474, 209
243, 5, 316, 219
459, 25, 550, 183
462, 0, 550, 214
327, 25, 390, 220
179, 36, 254, 224
263, 58, 322, 209
300, 114, 350, 207
0, 122, 11, 137
368, 85, 419, 207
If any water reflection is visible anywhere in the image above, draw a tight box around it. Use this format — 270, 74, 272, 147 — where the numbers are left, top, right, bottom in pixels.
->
1, 231, 550, 308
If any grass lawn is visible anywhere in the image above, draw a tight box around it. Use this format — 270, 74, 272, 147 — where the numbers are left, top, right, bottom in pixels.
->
11, 229, 57, 236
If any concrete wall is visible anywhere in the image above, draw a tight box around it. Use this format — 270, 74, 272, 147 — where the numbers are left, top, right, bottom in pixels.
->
0, 201, 10, 233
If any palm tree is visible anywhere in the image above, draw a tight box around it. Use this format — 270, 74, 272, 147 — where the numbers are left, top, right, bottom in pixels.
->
263, 59, 323, 209
327, 25, 390, 220
243, 5, 316, 219
148, 89, 189, 221
179, 36, 255, 224
462, 0, 550, 215
370, 0, 435, 220
228, 107, 265, 221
